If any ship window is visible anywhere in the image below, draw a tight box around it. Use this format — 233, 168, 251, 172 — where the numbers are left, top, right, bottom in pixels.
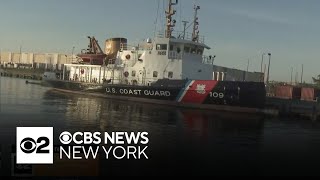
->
132, 70, 136, 77
156, 44, 167, 50
153, 71, 158, 78
168, 71, 173, 78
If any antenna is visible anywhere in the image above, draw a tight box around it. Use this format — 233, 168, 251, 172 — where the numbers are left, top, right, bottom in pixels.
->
165, 0, 178, 38
192, 3, 200, 42
301, 64, 304, 84
182, 20, 188, 39
153, 0, 161, 38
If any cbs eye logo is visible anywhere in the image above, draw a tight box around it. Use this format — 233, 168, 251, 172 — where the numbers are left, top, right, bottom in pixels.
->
20, 137, 50, 154
59, 132, 72, 144
16, 127, 53, 164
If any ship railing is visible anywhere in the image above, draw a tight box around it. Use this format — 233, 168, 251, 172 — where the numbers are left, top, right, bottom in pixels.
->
156, 31, 205, 44
168, 51, 183, 59
120, 43, 152, 51
202, 55, 215, 65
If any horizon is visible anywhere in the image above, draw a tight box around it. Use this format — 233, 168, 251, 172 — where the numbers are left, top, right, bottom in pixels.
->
0, 0, 319, 83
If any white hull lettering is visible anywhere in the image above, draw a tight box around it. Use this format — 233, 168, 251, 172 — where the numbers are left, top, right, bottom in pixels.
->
119, 89, 142, 95
106, 88, 171, 97
209, 92, 224, 98
106, 88, 116, 93
144, 90, 170, 97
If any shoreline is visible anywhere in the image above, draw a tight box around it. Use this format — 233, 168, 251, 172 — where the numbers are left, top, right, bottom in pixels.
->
0, 67, 49, 80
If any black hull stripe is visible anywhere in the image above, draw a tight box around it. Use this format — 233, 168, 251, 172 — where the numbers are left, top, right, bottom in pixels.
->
43, 80, 266, 109
52, 88, 264, 114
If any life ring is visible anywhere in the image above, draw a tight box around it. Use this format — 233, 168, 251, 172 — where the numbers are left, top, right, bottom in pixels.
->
80, 69, 84, 74
125, 54, 131, 60
124, 71, 129, 77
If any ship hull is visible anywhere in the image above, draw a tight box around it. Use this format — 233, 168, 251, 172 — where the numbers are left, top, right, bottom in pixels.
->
44, 79, 266, 112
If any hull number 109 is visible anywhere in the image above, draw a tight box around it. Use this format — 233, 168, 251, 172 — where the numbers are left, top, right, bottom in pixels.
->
209, 92, 224, 98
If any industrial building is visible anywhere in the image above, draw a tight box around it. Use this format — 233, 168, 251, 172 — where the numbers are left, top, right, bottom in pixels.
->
0, 51, 75, 70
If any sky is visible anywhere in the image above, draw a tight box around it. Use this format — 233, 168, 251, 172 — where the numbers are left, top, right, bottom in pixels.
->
0, 0, 320, 83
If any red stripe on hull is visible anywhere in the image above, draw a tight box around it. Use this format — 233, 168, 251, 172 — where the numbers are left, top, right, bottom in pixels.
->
180, 80, 219, 104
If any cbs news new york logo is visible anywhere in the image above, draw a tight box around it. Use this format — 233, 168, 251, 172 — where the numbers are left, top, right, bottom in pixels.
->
16, 127, 149, 164
16, 127, 53, 164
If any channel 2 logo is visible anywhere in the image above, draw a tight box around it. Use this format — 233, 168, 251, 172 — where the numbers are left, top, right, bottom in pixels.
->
16, 127, 53, 164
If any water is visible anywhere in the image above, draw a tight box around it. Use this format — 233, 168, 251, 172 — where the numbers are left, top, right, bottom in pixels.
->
1, 77, 320, 176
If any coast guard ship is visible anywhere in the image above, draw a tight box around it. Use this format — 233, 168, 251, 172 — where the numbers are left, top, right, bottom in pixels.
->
44, 0, 266, 112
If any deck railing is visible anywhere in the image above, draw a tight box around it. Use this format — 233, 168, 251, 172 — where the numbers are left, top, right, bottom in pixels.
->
120, 43, 152, 51
202, 55, 215, 65
156, 31, 205, 44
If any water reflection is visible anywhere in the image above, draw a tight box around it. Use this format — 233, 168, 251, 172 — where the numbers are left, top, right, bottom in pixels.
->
43, 89, 264, 138
42, 89, 265, 175
2, 77, 320, 175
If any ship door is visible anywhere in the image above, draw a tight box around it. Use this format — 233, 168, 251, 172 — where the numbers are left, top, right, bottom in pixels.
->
136, 70, 142, 85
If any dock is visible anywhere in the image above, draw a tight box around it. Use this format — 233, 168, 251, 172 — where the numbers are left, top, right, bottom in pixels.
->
266, 97, 320, 121
266, 85, 320, 121
0, 68, 46, 80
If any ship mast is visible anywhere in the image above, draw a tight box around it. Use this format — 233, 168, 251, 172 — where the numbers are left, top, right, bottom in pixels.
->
165, 0, 178, 38
192, 4, 200, 42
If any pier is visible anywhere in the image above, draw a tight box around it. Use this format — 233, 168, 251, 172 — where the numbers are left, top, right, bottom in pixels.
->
0, 68, 45, 80
266, 85, 320, 121
266, 97, 320, 121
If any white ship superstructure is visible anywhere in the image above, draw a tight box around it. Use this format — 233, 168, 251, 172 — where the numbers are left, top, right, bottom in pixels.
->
60, 0, 262, 85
